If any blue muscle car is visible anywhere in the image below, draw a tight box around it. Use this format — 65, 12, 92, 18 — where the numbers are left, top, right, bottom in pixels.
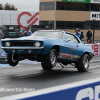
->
1, 30, 94, 72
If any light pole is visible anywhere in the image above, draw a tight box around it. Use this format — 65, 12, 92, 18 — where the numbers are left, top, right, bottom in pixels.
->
54, 0, 56, 30
9, 13, 11, 25
93, 19, 95, 43
1, 13, 3, 24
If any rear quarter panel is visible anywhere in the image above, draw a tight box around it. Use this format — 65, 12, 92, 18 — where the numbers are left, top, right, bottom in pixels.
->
78, 43, 94, 59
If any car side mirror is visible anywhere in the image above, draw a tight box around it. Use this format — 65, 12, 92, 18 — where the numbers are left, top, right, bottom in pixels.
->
67, 38, 71, 42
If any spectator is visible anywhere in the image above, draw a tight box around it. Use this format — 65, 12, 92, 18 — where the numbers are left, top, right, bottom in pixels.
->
45, 26, 49, 30
74, 28, 83, 40
86, 29, 92, 43
80, 31, 84, 40
0, 29, 4, 40
64, 29, 67, 31
22, 27, 32, 36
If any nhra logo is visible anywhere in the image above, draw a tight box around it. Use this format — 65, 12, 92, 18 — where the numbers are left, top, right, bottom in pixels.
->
92, 13, 100, 19
17, 12, 39, 29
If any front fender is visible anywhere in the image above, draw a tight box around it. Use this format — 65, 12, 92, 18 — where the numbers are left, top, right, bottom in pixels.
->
43, 39, 61, 54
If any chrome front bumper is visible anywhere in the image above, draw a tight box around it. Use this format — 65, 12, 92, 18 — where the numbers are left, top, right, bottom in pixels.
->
2, 47, 44, 50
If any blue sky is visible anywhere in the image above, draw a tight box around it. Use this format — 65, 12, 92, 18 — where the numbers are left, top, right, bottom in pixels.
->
0, 0, 39, 11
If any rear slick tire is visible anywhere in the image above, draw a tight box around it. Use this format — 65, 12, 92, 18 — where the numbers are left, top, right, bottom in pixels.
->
76, 54, 89, 72
41, 49, 57, 70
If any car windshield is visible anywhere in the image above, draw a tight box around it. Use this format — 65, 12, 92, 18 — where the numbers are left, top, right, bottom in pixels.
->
32, 31, 64, 39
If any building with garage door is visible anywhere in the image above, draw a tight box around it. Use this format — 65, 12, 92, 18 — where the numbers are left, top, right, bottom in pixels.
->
39, 0, 100, 41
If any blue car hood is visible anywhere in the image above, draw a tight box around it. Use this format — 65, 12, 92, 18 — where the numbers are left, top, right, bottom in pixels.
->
2, 36, 48, 41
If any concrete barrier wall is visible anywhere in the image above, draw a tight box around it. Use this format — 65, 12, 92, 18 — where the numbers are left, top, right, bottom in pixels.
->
1, 78, 100, 100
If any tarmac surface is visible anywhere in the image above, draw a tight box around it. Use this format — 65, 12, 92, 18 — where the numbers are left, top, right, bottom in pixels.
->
0, 55, 100, 98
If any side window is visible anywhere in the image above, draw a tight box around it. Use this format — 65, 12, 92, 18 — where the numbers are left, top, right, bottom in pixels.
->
73, 36, 79, 43
65, 33, 71, 41
65, 33, 79, 43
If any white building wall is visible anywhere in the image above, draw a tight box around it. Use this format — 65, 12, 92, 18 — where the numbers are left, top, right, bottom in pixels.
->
0, 10, 39, 28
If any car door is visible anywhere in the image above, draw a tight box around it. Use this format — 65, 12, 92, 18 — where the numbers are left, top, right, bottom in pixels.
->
59, 33, 81, 61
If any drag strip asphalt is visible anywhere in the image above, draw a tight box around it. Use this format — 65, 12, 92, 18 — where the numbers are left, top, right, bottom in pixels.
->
0, 56, 99, 98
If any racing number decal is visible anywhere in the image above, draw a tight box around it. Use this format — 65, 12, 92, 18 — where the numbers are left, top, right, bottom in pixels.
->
17, 12, 39, 29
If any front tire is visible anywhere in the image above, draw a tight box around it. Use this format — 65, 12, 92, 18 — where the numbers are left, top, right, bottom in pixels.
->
41, 49, 57, 70
76, 54, 89, 72
7, 54, 19, 66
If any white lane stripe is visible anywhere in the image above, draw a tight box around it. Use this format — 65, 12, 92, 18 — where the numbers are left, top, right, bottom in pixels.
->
0, 64, 10, 68
0, 60, 40, 68
1, 77, 100, 100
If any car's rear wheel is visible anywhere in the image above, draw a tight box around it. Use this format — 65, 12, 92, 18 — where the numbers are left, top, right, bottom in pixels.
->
7, 54, 19, 66
76, 54, 89, 72
41, 49, 57, 70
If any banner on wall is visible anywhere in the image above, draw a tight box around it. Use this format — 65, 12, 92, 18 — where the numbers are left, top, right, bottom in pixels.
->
0, 10, 39, 29
90, 12, 100, 20
62, 0, 100, 3
62, 0, 90, 3
91, 0, 100, 3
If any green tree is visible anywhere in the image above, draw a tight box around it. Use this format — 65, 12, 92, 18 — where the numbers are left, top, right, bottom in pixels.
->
11, 4, 16, 10
4, 2, 17, 10
0, 4, 3, 10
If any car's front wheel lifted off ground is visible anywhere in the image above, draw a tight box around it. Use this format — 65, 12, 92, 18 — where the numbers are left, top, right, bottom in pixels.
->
41, 49, 57, 70
7, 54, 20, 66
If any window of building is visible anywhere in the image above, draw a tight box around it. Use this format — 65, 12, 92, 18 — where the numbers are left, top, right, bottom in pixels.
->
40, 21, 54, 29
90, 3, 100, 11
65, 21, 74, 29
65, 2, 73, 10
82, 22, 87, 29
56, 21, 65, 29
40, 21, 100, 30
86, 23, 100, 30
40, 2, 45, 10
40, 1, 100, 11
74, 3, 82, 11
57, 21, 85, 29
82, 3, 89, 11
95, 25, 100, 30
74, 22, 82, 29
45, 2, 55, 10
40, 2, 55, 11
57, 2, 64, 10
